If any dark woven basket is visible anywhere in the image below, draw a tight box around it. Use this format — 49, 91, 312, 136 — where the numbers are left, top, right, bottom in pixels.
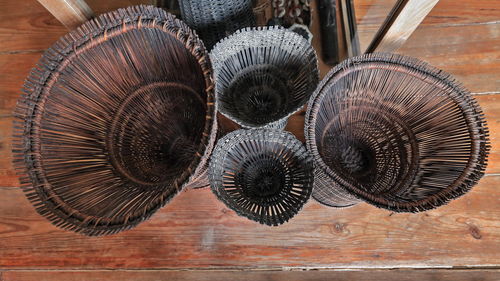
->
305, 53, 490, 212
179, 0, 256, 50
211, 26, 319, 129
12, 5, 217, 236
209, 129, 313, 226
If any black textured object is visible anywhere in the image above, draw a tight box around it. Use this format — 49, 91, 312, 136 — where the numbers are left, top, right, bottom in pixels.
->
305, 53, 490, 212
211, 26, 319, 129
11, 6, 216, 236
317, 0, 339, 65
209, 129, 313, 226
179, 0, 256, 50
271, 0, 312, 27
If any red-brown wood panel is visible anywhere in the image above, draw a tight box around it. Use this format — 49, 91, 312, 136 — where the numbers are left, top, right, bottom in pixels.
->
2, 269, 500, 281
0, 0, 498, 275
0, 174, 498, 269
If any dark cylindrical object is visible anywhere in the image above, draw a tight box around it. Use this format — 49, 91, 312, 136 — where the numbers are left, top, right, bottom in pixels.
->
318, 0, 340, 65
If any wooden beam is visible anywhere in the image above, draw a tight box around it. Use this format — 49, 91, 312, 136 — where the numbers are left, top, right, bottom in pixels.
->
365, 0, 439, 53
339, 0, 360, 57
36, 0, 94, 30
2, 269, 500, 281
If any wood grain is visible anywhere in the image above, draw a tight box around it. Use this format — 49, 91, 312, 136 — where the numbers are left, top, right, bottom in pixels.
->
355, 0, 500, 29
355, 0, 500, 52
2, 270, 500, 281
397, 24, 500, 94
0, 0, 499, 274
36, 0, 94, 30
0, 174, 498, 269
0, 0, 150, 52
365, 0, 440, 53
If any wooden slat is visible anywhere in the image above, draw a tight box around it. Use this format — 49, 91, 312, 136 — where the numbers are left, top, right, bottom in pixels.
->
0, 52, 43, 116
0, 0, 150, 52
365, 0, 440, 53
36, 0, 94, 30
354, 0, 500, 52
0, 174, 498, 269
396, 24, 500, 94
2, 269, 500, 281
355, 0, 500, 29
0, 117, 18, 187
0, 0, 499, 273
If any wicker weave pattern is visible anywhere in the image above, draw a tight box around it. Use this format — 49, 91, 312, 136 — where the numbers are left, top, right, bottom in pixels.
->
12, 5, 217, 236
305, 53, 490, 212
179, 0, 256, 50
211, 26, 319, 129
209, 129, 313, 226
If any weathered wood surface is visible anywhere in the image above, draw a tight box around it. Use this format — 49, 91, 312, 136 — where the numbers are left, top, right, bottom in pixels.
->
2, 270, 500, 281
36, 0, 94, 30
355, 0, 500, 51
0, 175, 499, 268
0, 0, 499, 273
365, 0, 440, 53
0, 0, 149, 53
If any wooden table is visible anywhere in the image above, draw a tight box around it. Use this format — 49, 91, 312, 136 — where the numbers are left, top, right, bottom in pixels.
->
0, 0, 498, 280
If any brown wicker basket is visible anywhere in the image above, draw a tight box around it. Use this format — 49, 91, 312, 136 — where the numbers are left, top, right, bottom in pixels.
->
305, 53, 490, 212
12, 5, 217, 235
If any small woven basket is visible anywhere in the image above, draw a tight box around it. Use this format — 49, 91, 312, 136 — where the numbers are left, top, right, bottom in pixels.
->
305, 53, 489, 212
211, 26, 319, 129
12, 5, 217, 235
209, 129, 313, 226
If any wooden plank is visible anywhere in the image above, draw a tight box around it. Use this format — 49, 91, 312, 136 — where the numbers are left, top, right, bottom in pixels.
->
0, 0, 150, 52
2, 269, 500, 281
0, 174, 498, 269
0, 0, 498, 272
396, 24, 500, 94
0, 117, 18, 187
354, 0, 500, 52
0, 52, 43, 116
36, 0, 94, 30
365, 0, 440, 53
355, 0, 500, 29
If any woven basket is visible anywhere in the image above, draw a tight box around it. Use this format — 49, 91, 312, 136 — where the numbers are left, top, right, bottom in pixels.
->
305, 53, 489, 212
12, 5, 217, 235
211, 26, 319, 129
209, 129, 313, 225
179, 0, 256, 50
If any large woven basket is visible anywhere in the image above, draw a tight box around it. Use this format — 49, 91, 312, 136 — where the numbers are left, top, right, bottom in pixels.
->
12, 5, 217, 235
305, 53, 489, 212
